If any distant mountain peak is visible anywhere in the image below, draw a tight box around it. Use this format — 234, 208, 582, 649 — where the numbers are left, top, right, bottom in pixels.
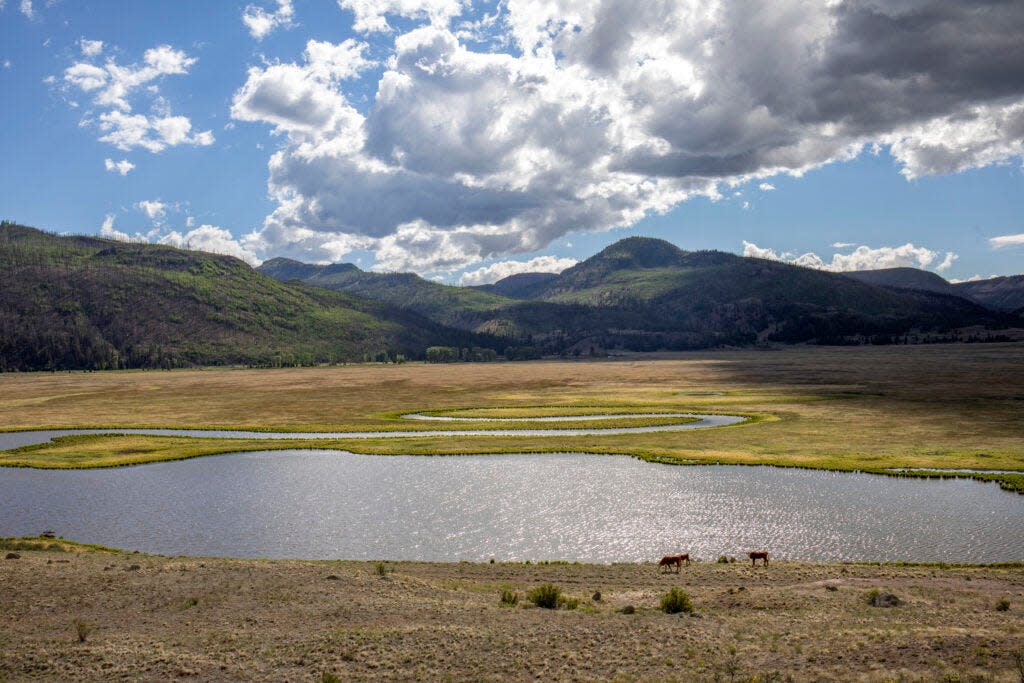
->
588, 236, 688, 269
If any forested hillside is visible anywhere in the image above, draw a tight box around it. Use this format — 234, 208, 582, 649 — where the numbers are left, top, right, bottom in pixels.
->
266, 237, 1020, 353
0, 223, 491, 371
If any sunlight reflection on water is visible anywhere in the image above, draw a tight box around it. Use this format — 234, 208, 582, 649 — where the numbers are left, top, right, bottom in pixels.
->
1, 451, 1021, 563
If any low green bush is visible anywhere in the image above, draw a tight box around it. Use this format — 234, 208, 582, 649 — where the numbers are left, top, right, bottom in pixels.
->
660, 587, 694, 614
528, 583, 561, 609
500, 590, 519, 607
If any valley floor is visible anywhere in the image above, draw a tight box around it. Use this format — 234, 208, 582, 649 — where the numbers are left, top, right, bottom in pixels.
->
1, 540, 1022, 682
2, 345, 1024, 489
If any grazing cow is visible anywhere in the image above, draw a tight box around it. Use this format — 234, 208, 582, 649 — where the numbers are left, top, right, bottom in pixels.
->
658, 554, 691, 573
748, 550, 769, 567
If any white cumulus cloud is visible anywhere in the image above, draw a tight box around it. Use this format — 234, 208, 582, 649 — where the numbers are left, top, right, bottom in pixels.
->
743, 241, 958, 273
79, 38, 103, 57
61, 43, 212, 153
97, 111, 213, 153
242, 0, 294, 40
99, 214, 146, 243
104, 158, 135, 175
230, 0, 1024, 274
338, 0, 467, 33
231, 39, 370, 137
458, 255, 578, 285
989, 233, 1024, 249
100, 213, 259, 265
758, 183, 775, 191
136, 199, 166, 220
950, 274, 998, 284
159, 225, 261, 266
19, 0, 32, 19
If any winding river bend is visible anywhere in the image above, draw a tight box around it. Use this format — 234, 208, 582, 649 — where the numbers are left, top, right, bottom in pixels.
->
0, 412, 746, 450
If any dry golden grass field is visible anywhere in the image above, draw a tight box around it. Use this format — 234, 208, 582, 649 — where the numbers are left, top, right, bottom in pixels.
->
1, 343, 1022, 489
1, 539, 1022, 682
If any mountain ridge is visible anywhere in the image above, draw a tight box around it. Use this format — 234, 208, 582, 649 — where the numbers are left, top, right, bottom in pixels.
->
261, 236, 1021, 353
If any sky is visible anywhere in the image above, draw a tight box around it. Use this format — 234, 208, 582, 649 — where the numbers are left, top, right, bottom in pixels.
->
1, 0, 1022, 285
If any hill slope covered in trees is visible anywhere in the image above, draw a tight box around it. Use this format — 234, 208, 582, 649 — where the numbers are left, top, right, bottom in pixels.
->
0, 223, 491, 370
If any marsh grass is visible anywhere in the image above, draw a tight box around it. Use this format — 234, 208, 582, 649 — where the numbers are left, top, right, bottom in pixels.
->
1, 536, 121, 554
1, 345, 1022, 487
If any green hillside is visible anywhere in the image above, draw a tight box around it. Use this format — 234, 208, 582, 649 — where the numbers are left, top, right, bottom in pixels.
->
0, 223, 490, 371
258, 257, 513, 329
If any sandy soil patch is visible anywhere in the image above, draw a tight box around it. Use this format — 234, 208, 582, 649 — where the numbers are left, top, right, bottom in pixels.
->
2, 544, 1022, 681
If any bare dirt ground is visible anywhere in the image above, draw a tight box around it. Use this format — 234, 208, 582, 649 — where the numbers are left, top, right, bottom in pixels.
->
2, 544, 1022, 682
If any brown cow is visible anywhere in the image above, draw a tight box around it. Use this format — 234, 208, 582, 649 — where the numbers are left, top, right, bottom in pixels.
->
658, 554, 691, 573
748, 550, 769, 567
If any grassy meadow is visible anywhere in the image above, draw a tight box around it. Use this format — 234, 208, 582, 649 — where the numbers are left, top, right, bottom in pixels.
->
1, 343, 1023, 490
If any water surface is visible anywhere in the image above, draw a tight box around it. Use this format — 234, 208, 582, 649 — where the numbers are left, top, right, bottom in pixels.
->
1, 450, 1020, 563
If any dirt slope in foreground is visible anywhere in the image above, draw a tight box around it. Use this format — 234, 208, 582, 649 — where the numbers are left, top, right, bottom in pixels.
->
2, 543, 1023, 682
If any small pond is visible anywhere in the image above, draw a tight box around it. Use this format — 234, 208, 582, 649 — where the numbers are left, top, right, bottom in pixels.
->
1, 450, 1020, 563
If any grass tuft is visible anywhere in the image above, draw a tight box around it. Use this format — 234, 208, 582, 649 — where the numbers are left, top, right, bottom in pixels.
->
557, 595, 580, 610
74, 620, 91, 643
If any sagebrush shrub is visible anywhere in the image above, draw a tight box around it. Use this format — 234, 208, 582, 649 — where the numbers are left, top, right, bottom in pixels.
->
660, 587, 694, 614
528, 583, 561, 609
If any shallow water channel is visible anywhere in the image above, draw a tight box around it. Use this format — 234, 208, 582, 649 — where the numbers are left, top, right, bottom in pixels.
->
0, 413, 744, 450
1, 450, 1020, 563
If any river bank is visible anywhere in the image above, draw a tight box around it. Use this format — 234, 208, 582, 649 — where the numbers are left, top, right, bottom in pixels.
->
2, 538, 1022, 681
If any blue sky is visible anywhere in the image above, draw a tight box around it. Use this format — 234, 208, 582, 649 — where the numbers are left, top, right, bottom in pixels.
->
1, 0, 1022, 285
